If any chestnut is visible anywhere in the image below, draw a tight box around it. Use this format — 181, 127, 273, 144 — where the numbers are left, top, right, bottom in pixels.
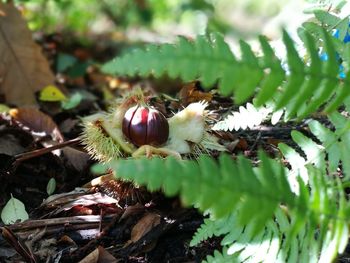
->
122, 104, 169, 146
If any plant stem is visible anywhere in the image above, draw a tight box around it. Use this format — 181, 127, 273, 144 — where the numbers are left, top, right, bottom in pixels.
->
14, 137, 81, 164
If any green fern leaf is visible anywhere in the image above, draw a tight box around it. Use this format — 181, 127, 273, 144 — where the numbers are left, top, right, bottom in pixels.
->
99, 152, 298, 234
291, 130, 326, 171
190, 214, 236, 246
204, 248, 237, 263
285, 30, 322, 119
103, 28, 349, 119
255, 36, 285, 106
279, 114, 350, 179
297, 29, 340, 119
95, 147, 350, 263
211, 168, 347, 262
314, 10, 341, 28
329, 113, 350, 179
308, 120, 340, 174
275, 30, 305, 110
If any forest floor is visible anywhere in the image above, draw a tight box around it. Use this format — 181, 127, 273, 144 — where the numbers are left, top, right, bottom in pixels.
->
0, 30, 302, 263
0, 4, 349, 261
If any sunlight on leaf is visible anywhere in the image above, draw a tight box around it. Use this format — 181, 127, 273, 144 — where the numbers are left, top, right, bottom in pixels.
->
39, 85, 67, 102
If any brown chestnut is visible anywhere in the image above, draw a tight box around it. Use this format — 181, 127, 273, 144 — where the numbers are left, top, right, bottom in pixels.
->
122, 104, 169, 146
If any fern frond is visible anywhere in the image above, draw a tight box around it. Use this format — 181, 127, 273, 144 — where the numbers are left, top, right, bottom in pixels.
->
204, 248, 236, 263
95, 147, 350, 262
191, 212, 237, 246
279, 114, 350, 180
212, 102, 285, 131
192, 168, 348, 263
97, 13, 350, 263
102, 27, 349, 119
212, 103, 270, 131
100, 152, 296, 233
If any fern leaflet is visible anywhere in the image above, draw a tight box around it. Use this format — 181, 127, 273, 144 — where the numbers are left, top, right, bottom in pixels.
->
279, 113, 350, 180
191, 167, 348, 263
102, 27, 349, 120
96, 152, 297, 233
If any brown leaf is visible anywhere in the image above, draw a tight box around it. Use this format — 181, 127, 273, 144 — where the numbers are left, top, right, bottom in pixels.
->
9, 107, 64, 142
0, 3, 55, 106
236, 138, 248, 151
119, 203, 145, 222
129, 213, 161, 243
179, 82, 213, 106
97, 246, 118, 263
79, 246, 118, 263
267, 138, 281, 147
78, 247, 99, 263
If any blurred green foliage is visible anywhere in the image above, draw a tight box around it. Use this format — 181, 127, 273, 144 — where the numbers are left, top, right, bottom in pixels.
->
12, 0, 291, 38
19, 0, 221, 34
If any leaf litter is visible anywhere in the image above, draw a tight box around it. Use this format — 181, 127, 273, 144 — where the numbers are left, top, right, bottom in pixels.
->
0, 2, 55, 106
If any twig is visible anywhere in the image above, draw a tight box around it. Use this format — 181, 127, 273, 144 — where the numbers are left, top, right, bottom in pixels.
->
13, 137, 81, 165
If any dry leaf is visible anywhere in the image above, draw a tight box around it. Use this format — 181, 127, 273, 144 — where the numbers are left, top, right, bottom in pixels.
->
62, 147, 90, 172
79, 246, 118, 263
97, 246, 118, 263
0, 133, 26, 155
236, 138, 248, 151
78, 247, 99, 263
0, 3, 55, 106
1, 227, 36, 263
84, 173, 115, 188
179, 82, 213, 106
119, 203, 144, 222
129, 213, 161, 243
40, 192, 121, 216
9, 107, 64, 142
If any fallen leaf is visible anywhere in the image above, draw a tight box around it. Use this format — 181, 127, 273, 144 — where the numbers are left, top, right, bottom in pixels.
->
59, 118, 80, 134
179, 82, 213, 106
0, 3, 55, 106
267, 138, 281, 147
236, 138, 248, 151
9, 107, 64, 142
1, 227, 36, 262
0, 104, 10, 112
1, 195, 29, 225
62, 147, 90, 172
39, 85, 67, 102
129, 213, 161, 243
79, 246, 117, 263
119, 203, 145, 222
97, 247, 118, 263
41, 192, 121, 215
78, 247, 99, 263
0, 133, 26, 156
46, 178, 56, 196
56, 53, 77, 73
61, 92, 82, 110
